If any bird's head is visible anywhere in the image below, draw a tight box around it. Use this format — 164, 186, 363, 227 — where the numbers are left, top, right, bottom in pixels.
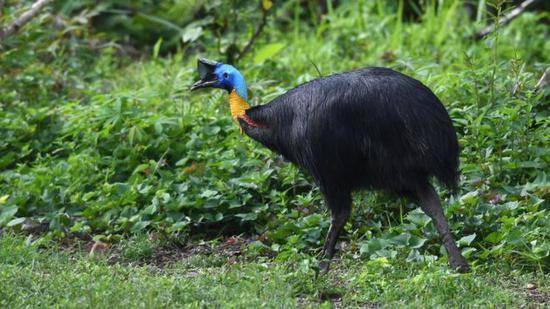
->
190, 57, 248, 101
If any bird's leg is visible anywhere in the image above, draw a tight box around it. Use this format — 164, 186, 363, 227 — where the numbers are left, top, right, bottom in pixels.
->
319, 192, 351, 274
417, 184, 470, 273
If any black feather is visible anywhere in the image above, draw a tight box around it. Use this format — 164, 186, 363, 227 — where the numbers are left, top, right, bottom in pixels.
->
239, 67, 459, 198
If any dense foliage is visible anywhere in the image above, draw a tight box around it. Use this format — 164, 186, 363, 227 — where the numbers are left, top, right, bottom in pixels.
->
1, 1, 548, 271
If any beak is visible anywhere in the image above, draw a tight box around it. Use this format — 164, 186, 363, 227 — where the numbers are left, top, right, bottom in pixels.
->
190, 57, 220, 91
190, 78, 217, 90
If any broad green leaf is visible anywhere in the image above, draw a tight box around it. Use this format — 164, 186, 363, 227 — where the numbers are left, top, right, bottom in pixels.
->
390, 233, 410, 246
182, 26, 203, 43
460, 191, 479, 205
484, 232, 501, 244
408, 235, 427, 249
142, 204, 157, 215
131, 221, 150, 232
170, 221, 189, 232
253, 43, 285, 65
0, 206, 18, 225
7, 217, 26, 227
360, 238, 390, 255
235, 212, 257, 221
458, 234, 476, 247
462, 247, 477, 257
200, 189, 218, 198
406, 208, 431, 227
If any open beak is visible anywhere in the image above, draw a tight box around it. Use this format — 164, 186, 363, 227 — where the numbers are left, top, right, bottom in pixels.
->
190, 57, 220, 91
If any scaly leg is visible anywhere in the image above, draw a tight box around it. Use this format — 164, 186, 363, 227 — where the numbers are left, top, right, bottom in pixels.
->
418, 184, 470, 273
319, 191, 351, 273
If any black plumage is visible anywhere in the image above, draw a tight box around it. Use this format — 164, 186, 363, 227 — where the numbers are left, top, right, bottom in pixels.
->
242, 68, 459, 196
193, 62, 470, 273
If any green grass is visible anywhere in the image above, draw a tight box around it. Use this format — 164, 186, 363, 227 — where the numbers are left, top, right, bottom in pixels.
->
1, 234, 547, 308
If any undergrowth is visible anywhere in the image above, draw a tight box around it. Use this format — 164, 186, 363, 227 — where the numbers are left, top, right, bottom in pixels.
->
0, 1, 548, 271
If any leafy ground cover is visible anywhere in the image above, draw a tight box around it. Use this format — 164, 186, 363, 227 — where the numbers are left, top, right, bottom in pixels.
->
1, 233, 548, 308
0, 1, 549, 306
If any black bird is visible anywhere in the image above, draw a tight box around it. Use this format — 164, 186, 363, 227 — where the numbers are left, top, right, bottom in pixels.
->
191, 58, 470, 272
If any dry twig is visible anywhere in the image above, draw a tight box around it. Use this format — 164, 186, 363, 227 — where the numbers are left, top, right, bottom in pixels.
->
234, 7, 269, 62
0, 0, 53, 41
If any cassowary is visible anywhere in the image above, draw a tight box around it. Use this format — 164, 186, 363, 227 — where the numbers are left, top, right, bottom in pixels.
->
191, 58, 470, 273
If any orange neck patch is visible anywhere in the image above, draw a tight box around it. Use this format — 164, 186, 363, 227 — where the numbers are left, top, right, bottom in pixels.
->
229, 90, 251, 121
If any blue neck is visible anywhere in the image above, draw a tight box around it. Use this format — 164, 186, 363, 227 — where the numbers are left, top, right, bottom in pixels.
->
232, 75, 248, 101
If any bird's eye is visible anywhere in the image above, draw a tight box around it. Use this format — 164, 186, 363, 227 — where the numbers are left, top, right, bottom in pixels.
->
223, 72, 229, 78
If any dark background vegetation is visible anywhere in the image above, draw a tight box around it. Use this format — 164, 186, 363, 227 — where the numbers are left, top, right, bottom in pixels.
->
0, 0, 548, 273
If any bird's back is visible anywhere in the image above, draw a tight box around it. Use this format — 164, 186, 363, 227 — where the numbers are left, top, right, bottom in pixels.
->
243, 67, 459, 196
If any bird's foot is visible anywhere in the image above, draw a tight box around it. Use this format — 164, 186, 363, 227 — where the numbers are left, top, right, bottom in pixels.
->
449, 256, 470, 273
317, 258, 331, 276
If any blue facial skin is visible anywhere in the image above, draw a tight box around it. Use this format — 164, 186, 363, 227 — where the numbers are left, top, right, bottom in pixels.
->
213, 64, 248, 101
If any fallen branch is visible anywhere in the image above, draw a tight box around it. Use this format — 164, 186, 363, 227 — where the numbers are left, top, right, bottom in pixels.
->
474, 0, 542, 40
0, 0, 53, 42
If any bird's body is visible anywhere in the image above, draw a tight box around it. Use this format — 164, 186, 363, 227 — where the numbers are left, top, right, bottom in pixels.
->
191, 59, 470, 273
240, 68, 459, 198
